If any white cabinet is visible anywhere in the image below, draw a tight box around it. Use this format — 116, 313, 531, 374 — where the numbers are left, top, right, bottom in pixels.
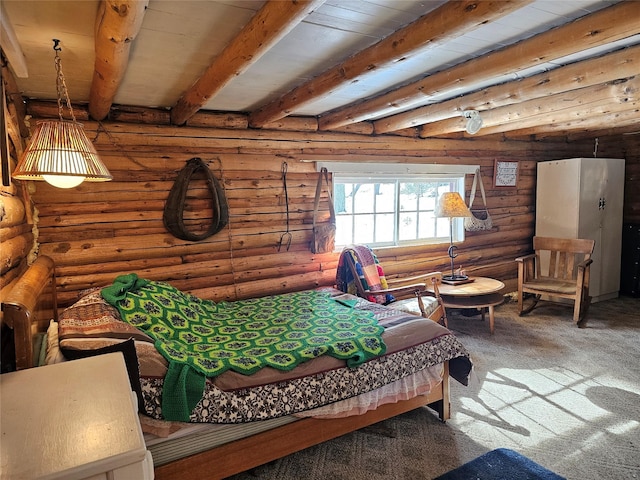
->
536, 157, 625, 302
0, 353, 154, 480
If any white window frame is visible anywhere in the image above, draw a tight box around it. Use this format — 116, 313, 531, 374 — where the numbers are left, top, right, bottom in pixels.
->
317, 162, 479, 249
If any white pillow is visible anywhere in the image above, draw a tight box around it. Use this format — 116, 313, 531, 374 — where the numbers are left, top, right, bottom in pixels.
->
45, 320, 67, 365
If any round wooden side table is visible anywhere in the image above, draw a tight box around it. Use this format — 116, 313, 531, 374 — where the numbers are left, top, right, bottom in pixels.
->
427, 277, 505, 334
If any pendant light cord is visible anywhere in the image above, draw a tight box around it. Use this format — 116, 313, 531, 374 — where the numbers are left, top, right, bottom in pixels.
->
52, 39, 76, 123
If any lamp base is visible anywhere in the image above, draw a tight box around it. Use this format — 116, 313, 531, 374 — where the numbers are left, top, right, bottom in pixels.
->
442, 274, 473, 285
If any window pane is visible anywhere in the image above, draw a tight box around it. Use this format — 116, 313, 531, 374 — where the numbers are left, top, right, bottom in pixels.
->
375, 213, 394, 243
399, 183, 418, 212
335, 183, 348, 214
399, 211, 417, 241
354, 214, 374, 243
422, 189, 438, 210
336, 215, 353, 245
436, 217, 451, 237
353, 184, 375, 213
339, 183, 357, 214
418, 211, 436, 238
376, 183, 395, 213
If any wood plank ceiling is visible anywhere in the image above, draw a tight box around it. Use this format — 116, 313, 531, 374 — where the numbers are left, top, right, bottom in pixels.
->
1, 0, 639, 139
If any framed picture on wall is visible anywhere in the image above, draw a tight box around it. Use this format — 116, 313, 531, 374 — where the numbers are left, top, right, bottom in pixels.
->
493, 160, 519, 188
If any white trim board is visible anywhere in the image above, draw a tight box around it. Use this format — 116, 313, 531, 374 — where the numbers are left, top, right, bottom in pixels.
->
316, 162, 479, 175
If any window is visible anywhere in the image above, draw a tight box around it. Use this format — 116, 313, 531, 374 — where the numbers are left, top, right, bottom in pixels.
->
318, 162, 477, 249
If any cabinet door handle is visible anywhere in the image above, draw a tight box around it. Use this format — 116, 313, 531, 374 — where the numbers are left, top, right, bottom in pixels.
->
599, 198, 606, 210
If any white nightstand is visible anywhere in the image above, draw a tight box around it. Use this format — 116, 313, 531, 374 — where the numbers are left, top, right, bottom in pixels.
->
0, 353, 154, 480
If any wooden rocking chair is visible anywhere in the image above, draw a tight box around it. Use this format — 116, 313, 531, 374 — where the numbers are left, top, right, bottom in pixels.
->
515, 236, 595, 325
336, 245, 448, 327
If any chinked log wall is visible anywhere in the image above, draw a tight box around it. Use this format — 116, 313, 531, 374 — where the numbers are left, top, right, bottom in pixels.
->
0, 62, 34, 301
20, 104, 629, 308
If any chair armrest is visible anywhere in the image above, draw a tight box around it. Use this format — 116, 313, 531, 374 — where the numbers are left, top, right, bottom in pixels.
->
515, 253, 536, 263
577, 258, 593, 270
575, 257, 593, 292
388, 272, 441, 284
516, 252, 536, 284
365, 283, 427, 296
387, 272, 443, 298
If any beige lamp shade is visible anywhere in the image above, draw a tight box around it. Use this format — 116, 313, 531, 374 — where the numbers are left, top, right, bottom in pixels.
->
12, 120, 112, 188
435, 192, 472, 218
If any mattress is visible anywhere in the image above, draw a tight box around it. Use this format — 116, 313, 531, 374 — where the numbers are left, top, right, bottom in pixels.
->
55, 285, 472, 423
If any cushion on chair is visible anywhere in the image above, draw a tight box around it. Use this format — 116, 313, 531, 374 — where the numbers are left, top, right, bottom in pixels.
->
392, 296, 439, 318
523, 277, 577, 295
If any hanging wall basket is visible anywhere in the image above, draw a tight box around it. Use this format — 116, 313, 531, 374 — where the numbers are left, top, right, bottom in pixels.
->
163, 157, 229, 241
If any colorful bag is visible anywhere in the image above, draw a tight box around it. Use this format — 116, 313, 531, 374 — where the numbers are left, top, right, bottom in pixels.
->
464, 168, 493, 232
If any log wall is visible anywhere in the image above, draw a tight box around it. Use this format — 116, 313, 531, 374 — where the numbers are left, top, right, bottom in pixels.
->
3, 99, 637, 314
0, 76, 34, 302
18, 105, 629, 309
619, 134, 640, 224
1, 67, 35, 372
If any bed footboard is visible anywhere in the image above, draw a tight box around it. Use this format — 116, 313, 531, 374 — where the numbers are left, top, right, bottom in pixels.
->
154, 362, 450, 480
2, 255, 57, 370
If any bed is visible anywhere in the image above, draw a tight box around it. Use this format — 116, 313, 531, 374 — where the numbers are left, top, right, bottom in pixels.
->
2, 255, 472, 480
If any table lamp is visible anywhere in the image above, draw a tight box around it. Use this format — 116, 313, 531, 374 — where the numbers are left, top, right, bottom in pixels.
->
435, 192, 472, 282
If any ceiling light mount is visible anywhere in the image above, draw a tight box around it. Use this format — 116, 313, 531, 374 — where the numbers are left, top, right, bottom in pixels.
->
462, 109, 483, 135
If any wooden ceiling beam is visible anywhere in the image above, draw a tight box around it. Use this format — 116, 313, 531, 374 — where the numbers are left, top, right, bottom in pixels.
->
170, 0, 326, 127
563, 122, 640, 141
247, 0, 528, 128
0, 2, 28, 78
479, 79, 640, 137
375, 44, 640, 134
320, 1, 640, 131
419, 76, 640, 138
89, 0, 148, 121
500, 108, 640, 140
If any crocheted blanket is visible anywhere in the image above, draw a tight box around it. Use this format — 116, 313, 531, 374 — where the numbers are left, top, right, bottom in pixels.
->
102, 275, 385, 421
336, 245, 394, 304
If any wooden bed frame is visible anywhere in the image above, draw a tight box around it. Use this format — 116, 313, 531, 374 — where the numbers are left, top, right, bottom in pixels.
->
2, 255, 58, 371
2, 255, 451, 480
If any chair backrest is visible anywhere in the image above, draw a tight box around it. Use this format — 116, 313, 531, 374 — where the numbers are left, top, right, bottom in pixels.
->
533, 236, 595, 280
336, 245, 393, 304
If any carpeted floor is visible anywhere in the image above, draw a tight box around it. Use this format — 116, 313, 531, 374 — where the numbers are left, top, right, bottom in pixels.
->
228, 294, 640, 480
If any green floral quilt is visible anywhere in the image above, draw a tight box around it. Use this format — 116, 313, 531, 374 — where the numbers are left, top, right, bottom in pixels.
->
101, 274, 386, 421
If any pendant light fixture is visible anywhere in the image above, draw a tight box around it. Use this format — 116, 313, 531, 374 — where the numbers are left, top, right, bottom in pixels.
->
12, 39, 112, 188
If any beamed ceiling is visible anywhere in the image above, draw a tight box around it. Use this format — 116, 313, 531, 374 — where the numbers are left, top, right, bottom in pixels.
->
1, 0, 639, 140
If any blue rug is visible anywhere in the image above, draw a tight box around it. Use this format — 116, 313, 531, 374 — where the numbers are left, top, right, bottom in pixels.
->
434, 448, 566, 480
